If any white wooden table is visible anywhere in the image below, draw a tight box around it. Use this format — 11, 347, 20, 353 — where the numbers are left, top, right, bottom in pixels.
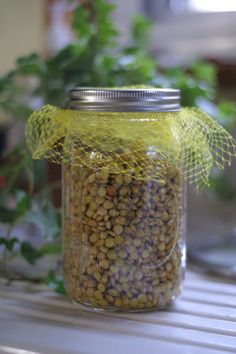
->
0, 270, 235, 354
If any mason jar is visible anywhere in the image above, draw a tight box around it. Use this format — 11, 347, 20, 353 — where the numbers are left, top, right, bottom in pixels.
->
62, 88, 186, 312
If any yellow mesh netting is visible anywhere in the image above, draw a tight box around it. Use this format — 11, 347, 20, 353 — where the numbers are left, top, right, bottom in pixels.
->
25, 104, 236, 187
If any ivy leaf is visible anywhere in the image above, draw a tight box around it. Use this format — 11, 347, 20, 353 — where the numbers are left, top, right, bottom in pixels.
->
0, 189, 32, 225
20, 241, 41, 265
45, 270, 66, 294
94, 0, 118, 48
0, 237, 19, 252
131, 14, 152, 47
0, 207, 18, 223
15, 53, 46, 76
1, 102, 33, 122
39, 242, 61, 256
15, 190, 31, 217
72, 6, 92, 39
19, 241, 61, 265
191, 61, 217, 86
209, 173, 236, 202
216, 101, 236, 130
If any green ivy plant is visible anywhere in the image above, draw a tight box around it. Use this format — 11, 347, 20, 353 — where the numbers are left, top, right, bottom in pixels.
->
0, 143, 61, 280
0, 0, 235, 291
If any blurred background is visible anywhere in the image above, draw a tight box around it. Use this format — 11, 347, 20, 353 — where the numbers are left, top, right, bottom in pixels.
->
0, 0, 235, 285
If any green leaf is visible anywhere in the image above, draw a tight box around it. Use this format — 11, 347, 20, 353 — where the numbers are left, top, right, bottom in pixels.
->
94, 0, 116, 16
116, 53, 156, 85
39, 242, 61, 256
45, 270, 66, 294
72, 0, 118, 51
191, 61, 217, 86
0, 237, 19, 251
94, 0, 118, 48
2, 102, 33, 122
131, 14, 152, 47
216, 101, 236, 130
15, 190, 31, 217
0, 146, 33, 205
0, 71, 16, 95
15, 53, 46, 76
0, 207, 18, 223
209, 173, 236, 202
20, 241, 41, 265
72, 6, 92, 38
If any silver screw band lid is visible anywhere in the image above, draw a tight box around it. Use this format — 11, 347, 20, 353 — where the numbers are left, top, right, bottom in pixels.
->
68, 87, 180, 112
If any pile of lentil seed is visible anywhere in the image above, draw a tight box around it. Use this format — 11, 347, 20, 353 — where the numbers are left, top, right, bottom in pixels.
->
63, 158, 184, 311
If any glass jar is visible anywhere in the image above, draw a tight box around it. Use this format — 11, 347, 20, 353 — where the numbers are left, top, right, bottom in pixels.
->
62, 88, 186, 311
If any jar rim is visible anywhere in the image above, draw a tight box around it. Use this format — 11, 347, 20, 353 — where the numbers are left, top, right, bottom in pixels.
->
68, 87, 181, 112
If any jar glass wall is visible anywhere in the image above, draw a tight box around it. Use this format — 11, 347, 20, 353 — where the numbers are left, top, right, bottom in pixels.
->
63, 152, 185, 312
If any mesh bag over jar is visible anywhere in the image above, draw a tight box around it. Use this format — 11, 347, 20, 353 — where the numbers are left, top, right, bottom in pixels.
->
26, 88, 236, 311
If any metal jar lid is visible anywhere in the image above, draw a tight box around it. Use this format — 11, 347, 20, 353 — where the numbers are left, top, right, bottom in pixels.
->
68, 87, 180, 112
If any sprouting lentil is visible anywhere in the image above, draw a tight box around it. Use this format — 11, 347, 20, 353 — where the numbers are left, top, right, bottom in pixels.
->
63, 157, 183, 312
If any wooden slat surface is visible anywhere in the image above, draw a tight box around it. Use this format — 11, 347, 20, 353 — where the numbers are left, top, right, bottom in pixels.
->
0, 271, 235, 354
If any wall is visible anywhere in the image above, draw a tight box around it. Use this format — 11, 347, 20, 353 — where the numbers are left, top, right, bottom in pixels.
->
0, 0, 45, 75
